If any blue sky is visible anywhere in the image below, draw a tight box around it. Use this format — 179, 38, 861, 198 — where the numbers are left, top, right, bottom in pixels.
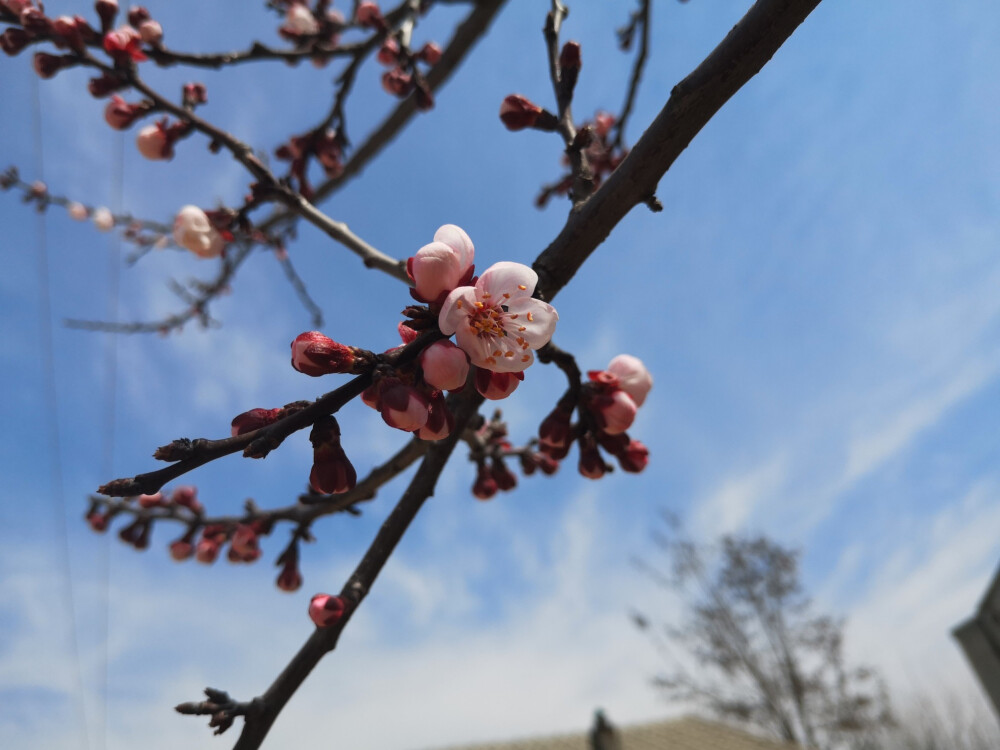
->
3, 1, 1000, 748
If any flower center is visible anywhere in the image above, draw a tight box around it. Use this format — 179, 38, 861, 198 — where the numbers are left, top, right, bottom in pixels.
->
468, 301, 507, 338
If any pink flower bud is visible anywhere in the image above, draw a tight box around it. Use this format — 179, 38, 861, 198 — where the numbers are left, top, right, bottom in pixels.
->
18, 6, 48, 35
0, 28, 32, 57
535, 452, 559, 475
195, 538, 220, 564
103, 25, 147, 63
491, 459, 517, 491
169, 539, 193, 561
416, 391, 454, 441
381, 67, 412, 97
172, 205, 225, 258
231, 407, 281, 436
407, 224, 476, 304
474, 369, 522, 400
355, 2, 384, 30
135, 123, 171, 160
276, 556, 302, 591
418, 41, 441, 65
95, 0, 119, 31
138, 19, 161, 44
559, 41, 581, 73
291, 331, 357, 376
92, 206, 114, 231
29, 180, 46, 198
578, 441, 607, 480
590, 389, 637, 435
230, 524, 260, 560
617, 439, 649, 473
472, 463, 498, 500
380, 383, 430, 432
51, 16, 86, 51
88, 72, 126, 98
283, 2, 318, 35
376, 37, 399, 65
86, 510, 109, 532
606, 354, 652, 407
33, 52, 73, 79
137, 492, 163, 508
538, 405, 573, 449
118, 518, 151, 549
170, 485, 203, 514
499, 94, 542, 131
420, 340, 469, 391
593, 111, 615, 140
104, 94, 145, 130
182, 82, 207, 106
67, 202, 88, 221
309, 593, 346, 627
127, 6, 150, 26
309, 417, 357, 494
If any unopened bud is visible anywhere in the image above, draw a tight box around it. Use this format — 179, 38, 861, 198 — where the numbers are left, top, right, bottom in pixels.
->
418, 41, 441, 65
355, 2, 385, 30
231, 407, 281, 436
291, 331, 358, 376
308, 593, 346, 628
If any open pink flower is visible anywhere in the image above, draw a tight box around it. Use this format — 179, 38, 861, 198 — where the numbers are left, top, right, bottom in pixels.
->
439, 262, 557, 372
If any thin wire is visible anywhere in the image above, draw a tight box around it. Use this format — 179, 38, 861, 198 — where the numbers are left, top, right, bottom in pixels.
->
95, 130, 124, 750
31, 72, 92, 750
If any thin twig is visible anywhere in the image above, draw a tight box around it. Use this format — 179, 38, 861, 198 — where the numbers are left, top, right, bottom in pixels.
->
274, 250, 325, 329
610, 0, 651, 152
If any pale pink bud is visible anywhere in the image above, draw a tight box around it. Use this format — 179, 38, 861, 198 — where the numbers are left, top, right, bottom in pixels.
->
138, 19, 161, 44
67, 202, 88, 221
474, 369, 522, 400
230, 524, 260, 559
172, 205, 225, 258
309, 593, 346, 628
137, 492, 163, 508
135, 123, 171, 160
606, 354, 652, 407
594, 111, 615, 139
380, 383, 430, 432
92, 206, 114, 231
284, 2, 319, 35
420, 340, 469, 391
591, 389, 637, 435
291, 331, 357, 376
195, 538, 220, 564
407, 224, 475, 304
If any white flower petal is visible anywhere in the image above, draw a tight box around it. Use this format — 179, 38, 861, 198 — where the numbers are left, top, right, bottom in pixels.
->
504, 297, 558, 349
477, 261, 537, 301
455, 325, 496, 369
438, 286, 477, 335
433, 224, 474, 271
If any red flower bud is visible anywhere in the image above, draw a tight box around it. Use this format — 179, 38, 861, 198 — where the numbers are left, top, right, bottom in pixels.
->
617, 439, 649, 473
195, 537, 220, 564
380, 383, 430, 432
472, 463, 498, 500
127, 6, 150, 27
309, 417, 357, 494
539, 405, 573, 450
170, 485, 203, 514
355, 2, 385, 30
95, 0, 119, 32
417, 391, 454, 441
86, 510, 109, 532
309, 593, 346, 628
276, 559, 303, 592
291, 331, 358, 376
475, 369, 522, 400
33, 52, 74, 79
418, 41, 441, 65
103, 25, 147, 63
578, 440, 608, 480
491, 459, 517, 492
499, 94, 542, 131
88, 72, 127, 98
0, 28, 32, 57
381, 67, 412, 97
104, 94, 147, 130
231, 407, 282, 436
376, 37, 399, 65
535, 452, 560, 475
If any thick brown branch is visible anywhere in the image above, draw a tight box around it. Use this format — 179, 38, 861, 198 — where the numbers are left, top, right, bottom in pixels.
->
533, 0, 824, 302
230, 387, 485, 750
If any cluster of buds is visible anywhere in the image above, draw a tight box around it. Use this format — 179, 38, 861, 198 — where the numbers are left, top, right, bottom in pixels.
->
172, 205, 232, 258
537, 354, 651, 479
367, 2, 439, 110
467, 411, 558, 501
274, 128, 344, 199
1, 4, 100, 59
535, 111, 627, 208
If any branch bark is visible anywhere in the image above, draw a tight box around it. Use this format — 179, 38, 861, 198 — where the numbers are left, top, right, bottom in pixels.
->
533, 0, 823, 302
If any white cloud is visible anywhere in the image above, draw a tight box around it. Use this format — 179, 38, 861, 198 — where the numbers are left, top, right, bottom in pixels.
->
690, 454, 788, 538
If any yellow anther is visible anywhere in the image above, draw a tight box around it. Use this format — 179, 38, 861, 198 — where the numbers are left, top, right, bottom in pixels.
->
492, 349, 502, 357
521, 354, 531, 362
456, 299, 463, 309
486, 357, 497, 365
526, 312, 534, 321
503, 293, 510, 299
510, 314, 519, 320
518, 284, 527, 290
518, 326, 526, 332
474, 301, 484, 309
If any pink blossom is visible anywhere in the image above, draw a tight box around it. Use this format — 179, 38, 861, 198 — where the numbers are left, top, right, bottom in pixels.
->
138, 19, 162, 44
591, 389, 637, 435
439, 261, 558, 373
67, 202, 88, 221
309, 593, 346, 628
606, 354, 652, 406
291, 331, 357, 376
103, 25, 147, 62
284, 2, 319, 35
92, 207, 115, 232
379, 383, 429, 432
474, 369, 522, 400
408, 224, 475, 304
420, 340, 469, 391
135, 123, 171, 160
172, 205, 225, 258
